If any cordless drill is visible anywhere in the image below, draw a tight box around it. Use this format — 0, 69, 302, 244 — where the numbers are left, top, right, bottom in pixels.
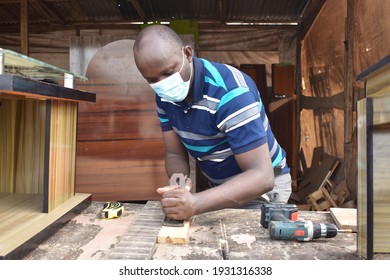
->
260, 203, 338, 241
269, 220, 338, 241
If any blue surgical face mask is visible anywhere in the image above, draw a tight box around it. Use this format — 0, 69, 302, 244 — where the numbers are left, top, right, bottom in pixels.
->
149, 50, 192, 102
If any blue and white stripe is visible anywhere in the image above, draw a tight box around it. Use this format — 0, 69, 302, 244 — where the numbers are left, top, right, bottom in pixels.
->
156, 56, 289, 185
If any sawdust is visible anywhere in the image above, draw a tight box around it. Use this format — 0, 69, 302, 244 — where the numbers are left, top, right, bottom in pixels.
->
231, 233, 256, 249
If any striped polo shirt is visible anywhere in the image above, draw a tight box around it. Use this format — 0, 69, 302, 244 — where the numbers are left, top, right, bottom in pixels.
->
156, 56, 289, 186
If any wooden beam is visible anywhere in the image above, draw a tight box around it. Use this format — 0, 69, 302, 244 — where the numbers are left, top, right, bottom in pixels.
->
20, 0, 29, 55
0, 22, 142, 34
218, 0, 227, 22
128, 0, 146, 20
69, 0, 87, 20
36, 0, 67, 24
298, 0, 326, 41
300, 91, 345, 110
344, 0, 355, 188
0, 19, 298, 34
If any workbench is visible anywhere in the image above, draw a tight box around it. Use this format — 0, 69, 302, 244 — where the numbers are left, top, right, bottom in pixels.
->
14, 201, 389, 260
153, 206, 360, 260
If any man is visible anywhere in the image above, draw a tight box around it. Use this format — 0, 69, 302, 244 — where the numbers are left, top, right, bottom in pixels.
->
133, 25, 291, 221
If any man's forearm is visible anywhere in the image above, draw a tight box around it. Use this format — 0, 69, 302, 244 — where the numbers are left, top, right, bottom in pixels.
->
192, 169, 274, 215
165, 152, 190, 178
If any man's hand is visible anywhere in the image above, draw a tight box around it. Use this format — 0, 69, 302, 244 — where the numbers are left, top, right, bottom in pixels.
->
157, 177, 196, 220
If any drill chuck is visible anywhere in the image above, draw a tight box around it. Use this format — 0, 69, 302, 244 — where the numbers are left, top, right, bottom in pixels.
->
269, 220, 338, 241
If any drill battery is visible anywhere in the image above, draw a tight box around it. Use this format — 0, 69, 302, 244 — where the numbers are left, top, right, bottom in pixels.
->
260, 203, 299, 228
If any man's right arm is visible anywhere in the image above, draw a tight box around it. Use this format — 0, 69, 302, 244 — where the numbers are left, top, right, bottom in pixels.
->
162, 130, 190, 177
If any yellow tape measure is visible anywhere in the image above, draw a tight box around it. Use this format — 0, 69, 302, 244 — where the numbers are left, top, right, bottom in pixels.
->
101, 202, 124, 219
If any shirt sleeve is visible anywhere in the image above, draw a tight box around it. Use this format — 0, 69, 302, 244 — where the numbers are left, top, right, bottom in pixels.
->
156, 97, 173, 132
215, 87, 268, 155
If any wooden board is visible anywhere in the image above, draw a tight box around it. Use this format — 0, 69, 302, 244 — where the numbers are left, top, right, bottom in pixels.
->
0, 192, 91, 259
330, 207, 357, 232
75, 39, 167, 202
108, 200, 164, 260
157, 220, 191, 244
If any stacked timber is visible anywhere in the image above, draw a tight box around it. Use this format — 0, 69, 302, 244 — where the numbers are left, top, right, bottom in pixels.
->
289, 146, 354, 211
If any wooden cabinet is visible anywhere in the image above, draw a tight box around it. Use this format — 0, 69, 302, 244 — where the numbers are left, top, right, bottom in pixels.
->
0, 49, 95, 259
240, 64, 297, 183
357, 54, 390, 259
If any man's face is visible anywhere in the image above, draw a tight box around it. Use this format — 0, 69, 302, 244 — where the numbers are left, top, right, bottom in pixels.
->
134, 41, 184, 85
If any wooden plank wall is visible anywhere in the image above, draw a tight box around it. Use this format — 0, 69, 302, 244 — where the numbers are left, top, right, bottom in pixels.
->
74, 39, 167, 201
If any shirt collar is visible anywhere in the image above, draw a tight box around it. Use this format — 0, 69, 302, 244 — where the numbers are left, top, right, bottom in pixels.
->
191, 55, 205, 103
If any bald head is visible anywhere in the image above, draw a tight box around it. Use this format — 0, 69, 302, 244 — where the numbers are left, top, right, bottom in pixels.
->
134, 25, 183, 56
133, 25, 192, 85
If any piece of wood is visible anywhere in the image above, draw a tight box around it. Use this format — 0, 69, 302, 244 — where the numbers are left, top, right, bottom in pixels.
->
109, 200, 164, 260
330, 180, 350, 206
307, 187, 337, 211
310, 146, 324, 174
20, 0, 29, 56
157, 173, 192, 244
157, 220, 191, 244
330, 207, 357, 232
293, 154, 339, 203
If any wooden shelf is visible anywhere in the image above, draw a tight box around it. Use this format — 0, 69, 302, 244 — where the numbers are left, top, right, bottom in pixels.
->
0, 192, 91, 259
0, 53, 96, 260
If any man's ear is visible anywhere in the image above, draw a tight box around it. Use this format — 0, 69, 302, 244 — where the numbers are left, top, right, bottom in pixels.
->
184, 46, 193, 62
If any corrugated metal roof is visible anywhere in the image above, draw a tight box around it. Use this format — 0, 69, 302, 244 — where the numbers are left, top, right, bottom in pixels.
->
0, 0, 322, 33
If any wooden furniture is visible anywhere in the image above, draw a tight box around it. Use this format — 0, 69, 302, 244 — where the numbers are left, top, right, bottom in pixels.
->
271, 64, 297, 183
239, 64, 297, 183
0, 49, 96, 259
356, 54, 390, 259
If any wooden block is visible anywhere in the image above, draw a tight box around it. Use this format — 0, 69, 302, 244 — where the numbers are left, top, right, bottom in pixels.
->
307, 187, 337, 211
296, 204, 312, 211
330, 207, 357, 232
322, 188, 338, 208
157, 220, 191, 244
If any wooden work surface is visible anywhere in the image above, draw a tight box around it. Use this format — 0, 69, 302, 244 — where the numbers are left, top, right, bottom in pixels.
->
17, 201, 390, 260
152, 208, 360, 260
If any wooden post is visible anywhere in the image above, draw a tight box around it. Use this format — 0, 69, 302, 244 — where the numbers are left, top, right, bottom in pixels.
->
344, 0, 355, 184
20, 0, 29, 56
295, 31, 302, 189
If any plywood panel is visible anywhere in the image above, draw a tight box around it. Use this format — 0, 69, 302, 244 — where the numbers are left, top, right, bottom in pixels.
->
330, 207, 357, 232
372, 127, 390, 252
75, 39, 167, 201
357, 98, 368, 257
48, 100, 78, 211
272, 64, 295, 97
0, 97, 46, 194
